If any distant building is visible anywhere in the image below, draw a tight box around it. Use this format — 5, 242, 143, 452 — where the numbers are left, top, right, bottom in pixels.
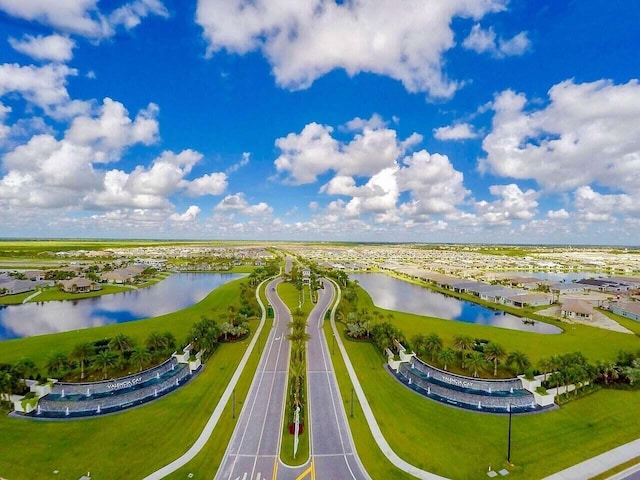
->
505, 293, 553, 308
610, 301, 640, 322
59, 277, 101, 294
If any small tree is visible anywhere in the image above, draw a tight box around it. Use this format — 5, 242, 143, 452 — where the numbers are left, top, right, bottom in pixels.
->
71, 342, 95, 380
484, 342, 506, 377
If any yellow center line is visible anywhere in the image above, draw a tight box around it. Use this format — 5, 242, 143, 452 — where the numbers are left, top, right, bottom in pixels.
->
294, 460, 314, 480
272, 457, 279, 480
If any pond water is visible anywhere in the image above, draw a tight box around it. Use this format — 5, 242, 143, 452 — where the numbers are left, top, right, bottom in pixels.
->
350, 273, 561, 334
0, 273, 243, 341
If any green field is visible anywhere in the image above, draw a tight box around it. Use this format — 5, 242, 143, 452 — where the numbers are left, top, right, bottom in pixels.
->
325, 280, 640, 479
0, 277, 263, 479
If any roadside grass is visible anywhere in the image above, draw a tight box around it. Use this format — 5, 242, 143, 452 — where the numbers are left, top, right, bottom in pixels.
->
0, 320, 257, 479
163, 282, 273, 479
334, 319, 640, 479
0, 291, 32, 305
354, 281, 640, 366
277, 282, 313, 466
0, 277, 248, 370
590, 456, 640, 480
322, 319, 415, 480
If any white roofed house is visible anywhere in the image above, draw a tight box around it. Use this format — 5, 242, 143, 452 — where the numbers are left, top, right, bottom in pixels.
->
505, 292, 553, 308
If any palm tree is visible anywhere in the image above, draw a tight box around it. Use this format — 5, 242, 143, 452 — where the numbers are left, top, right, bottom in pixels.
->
220, 322, 233, 341
484, 342, 506, 377
466, 352, 486, 378
130, 346, 152, 372
46, 351, 70, 378
453, 335, 474, 369
109, 333, 135, 354
424, 333, 443, 362
70, 342, 95, 380
507, 350, 531, 375
93, 350, 117, 380
14, 358, 38, 387
437, 348, 456, 371
162, 331, 176, 351
289, 358, 305, 408
538, 357, 552, 382
145, 331, 166, 352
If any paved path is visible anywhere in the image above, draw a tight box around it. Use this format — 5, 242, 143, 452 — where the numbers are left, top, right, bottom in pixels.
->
306, 280, 370, 480
327, 279, 449, 480
22, 290, 41, 303
543, 438, 640, 480
215, 278, 303, 480
142, 278, 271, 480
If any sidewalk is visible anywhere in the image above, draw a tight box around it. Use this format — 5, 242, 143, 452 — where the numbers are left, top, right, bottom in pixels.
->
328, 279, 449, 480
543, 438, 640, 480
142, 278, 272, 480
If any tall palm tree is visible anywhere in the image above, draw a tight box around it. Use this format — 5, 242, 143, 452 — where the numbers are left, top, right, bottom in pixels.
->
453, 335, 474, 368
424, 333, 443, 362
14, 358, 38, 387
93, 350, 117, 380
71, 342, 95, 380
130, 346, 152, 372
538, 357, 552, 382
289, 358, 305, 408
507, 350, 531, 375
46, 351, 70, 378
484, 342, 506, 377
466, 352, 486, 378
145, 331, 166, 352
437, 348, 456, 371
109, 333, 135, 354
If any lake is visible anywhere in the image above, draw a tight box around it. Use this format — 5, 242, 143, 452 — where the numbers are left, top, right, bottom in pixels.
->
0, 273, 243, 340
350, 273, 561, 334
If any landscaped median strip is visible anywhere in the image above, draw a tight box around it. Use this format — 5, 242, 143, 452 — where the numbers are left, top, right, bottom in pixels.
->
327, 278, 449, 480
142, 278, 272, 480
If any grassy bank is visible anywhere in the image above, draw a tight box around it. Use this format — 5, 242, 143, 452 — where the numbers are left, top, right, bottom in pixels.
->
334, 318, 640, 479
354, 279, 640, 366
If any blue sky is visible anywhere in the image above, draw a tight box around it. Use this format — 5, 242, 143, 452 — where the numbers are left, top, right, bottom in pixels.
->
0, 0, 639, 244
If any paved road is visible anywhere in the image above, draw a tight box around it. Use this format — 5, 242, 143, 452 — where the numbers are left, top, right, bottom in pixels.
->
215, 278, 296, 480
306, 280, 370, 480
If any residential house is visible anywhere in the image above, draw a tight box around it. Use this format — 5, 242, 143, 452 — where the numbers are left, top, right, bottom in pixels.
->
59, 277, 101, 294
609, 301, 640, 322
561, 299, 594, 321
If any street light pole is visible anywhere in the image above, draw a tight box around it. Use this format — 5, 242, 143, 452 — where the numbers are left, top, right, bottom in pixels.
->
507, 403, 512, 463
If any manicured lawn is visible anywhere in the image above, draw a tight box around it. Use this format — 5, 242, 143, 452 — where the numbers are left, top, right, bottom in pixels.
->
333, 318, 640, 479
355, 281, 640, 366
0, 291, 32, 305
0, 277, 249, 370
0, 277, 263, 479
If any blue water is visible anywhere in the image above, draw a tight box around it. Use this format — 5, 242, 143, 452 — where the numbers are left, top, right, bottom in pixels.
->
350, 273, 561, 334
0, 273, 243, 340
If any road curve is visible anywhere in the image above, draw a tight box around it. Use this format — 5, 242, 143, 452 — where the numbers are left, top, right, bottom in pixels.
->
305, 280, 371, 480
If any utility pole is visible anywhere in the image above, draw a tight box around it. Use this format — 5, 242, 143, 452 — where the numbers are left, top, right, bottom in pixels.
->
507, 403, 512, 463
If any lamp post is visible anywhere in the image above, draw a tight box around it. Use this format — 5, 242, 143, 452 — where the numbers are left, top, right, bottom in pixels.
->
507, 403, 513, 464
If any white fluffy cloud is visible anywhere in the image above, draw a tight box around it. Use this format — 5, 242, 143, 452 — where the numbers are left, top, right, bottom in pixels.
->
462, 24, 530, 57
196, 0, 508, 99
433, 123, 478, 140
0, 63, 89, 119
183, 172, 228, 196
65, 98, 159, 161
547, 209, 570, 220
0, 0, 168, 38
215, 192, 273, 216
9, 34, 76, 62
170, 205, 201, 222
475, 184, 539, 225
480, 79, 640, 194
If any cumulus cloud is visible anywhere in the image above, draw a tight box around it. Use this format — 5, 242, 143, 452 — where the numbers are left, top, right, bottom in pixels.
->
196, 0, 508, 99
170, 205, 201, 222
474, 184, 538, 226
0, 0, 168, 38
547, 209, 570, 220
433, 122, 478, 140
183, 172, 228, 196
479, 79, 640, 194
0, 63, 90, 119
225, 152, 250, 174
65, 98, 159, 162
215, 193, 273, 216
9, 34, 76, 62
462, 24, 530, 57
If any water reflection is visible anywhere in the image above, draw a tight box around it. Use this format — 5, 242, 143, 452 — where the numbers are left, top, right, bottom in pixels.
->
350, 273, 561, 334
0, 273, 242, 340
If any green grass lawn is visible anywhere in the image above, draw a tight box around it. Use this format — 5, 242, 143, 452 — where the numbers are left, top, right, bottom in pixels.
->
332, 317, 640, 479
0, 277, 264, 479
0, 290, 33, 305
355, 280, 640, 366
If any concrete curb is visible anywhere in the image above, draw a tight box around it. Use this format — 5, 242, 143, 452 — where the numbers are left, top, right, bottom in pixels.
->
142, 277, 272, 480
327, 278, 449, 480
